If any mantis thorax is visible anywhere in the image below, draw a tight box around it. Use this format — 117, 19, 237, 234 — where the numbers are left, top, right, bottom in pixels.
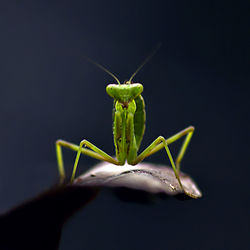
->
115, 99, 136, 113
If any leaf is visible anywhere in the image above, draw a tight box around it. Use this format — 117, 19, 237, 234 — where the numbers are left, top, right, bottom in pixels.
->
74, 162, 202, 199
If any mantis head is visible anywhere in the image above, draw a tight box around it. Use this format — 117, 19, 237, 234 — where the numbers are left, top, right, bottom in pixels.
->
106, 83, 143, 103
86, 43, 160, 104
85, 57, 144, 103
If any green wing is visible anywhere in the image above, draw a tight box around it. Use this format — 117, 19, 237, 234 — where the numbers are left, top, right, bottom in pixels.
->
112, 100, 116, 137
112, 100, 116, 122
134, 95, 146, 149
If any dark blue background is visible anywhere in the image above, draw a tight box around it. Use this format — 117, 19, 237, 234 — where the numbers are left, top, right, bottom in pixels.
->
0, 1, 249, 249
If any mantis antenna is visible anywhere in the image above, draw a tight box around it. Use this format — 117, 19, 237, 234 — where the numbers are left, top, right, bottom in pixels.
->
85, 57, 121, 85
128, 43, 162, 83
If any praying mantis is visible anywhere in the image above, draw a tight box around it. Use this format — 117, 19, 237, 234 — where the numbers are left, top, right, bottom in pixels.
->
55, 53, 195, 194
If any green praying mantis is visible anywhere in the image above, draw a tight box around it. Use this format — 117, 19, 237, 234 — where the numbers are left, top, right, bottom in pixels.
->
55, 53, 195, 193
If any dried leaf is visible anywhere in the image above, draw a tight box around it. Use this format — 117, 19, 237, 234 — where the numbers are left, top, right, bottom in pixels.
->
74, 162, 202, 199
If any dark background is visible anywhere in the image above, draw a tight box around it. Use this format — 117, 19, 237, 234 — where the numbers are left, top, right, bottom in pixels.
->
0, 1, 249, 250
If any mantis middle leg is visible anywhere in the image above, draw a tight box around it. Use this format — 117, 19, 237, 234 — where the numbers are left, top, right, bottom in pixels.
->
56, 139, 119, 184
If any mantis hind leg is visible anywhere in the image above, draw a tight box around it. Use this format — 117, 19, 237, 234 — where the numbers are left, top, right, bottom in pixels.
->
56, 139, 119, 184
144, 126, 194, 173
131, 126, 195, 189
130, 136, 183, 189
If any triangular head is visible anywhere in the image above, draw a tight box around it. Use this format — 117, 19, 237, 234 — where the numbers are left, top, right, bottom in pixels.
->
106, 82, 143, 103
